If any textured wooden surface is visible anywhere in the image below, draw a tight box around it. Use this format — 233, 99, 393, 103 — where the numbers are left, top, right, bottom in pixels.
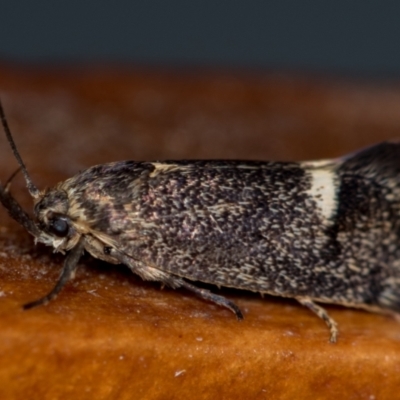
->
0, 67, 400, 399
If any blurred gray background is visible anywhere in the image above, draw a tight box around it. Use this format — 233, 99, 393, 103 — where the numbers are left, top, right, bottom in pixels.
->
1, 1, 400, 76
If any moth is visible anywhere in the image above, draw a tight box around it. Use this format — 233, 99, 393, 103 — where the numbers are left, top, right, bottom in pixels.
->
0, 101, 399, 343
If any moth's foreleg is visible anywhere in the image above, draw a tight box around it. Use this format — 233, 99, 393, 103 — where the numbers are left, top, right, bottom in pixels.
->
178, 279, 244, 320
23, 239, 85, 310
296, 296, 338, 343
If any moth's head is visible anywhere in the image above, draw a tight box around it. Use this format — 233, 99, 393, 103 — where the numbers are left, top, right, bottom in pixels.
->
34, 189, 79, 251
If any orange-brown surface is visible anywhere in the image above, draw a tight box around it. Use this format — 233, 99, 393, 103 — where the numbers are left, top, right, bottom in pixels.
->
0, 66, 399, 399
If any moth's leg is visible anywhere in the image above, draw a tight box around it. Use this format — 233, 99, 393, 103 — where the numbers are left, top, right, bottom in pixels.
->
114, 251, 244, 319
23, 239, 85, 310
296, 296, 338, 343
177, 279, 244, 320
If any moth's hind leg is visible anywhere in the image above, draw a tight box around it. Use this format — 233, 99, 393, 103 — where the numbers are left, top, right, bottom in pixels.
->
296, 296, 338, 343
177, 279, 244, 320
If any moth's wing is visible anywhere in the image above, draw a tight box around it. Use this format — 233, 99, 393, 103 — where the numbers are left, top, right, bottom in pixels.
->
112, 160, 338, 293
320, 142, 400, 311
323, 140, 400, 179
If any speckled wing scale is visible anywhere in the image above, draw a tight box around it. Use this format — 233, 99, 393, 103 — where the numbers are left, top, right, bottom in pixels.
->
1, 100, 400, 343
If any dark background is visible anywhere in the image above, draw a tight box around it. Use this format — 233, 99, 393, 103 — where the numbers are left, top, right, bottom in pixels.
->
1, 1, 400, 76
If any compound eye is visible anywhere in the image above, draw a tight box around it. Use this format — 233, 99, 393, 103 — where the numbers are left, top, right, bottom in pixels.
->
49, 217, 69, 237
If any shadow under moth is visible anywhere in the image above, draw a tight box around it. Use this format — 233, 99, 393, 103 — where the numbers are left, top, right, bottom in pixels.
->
1, 101, 399, 343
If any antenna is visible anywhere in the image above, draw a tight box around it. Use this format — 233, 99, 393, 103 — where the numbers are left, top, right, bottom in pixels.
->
0, 100, 39, 198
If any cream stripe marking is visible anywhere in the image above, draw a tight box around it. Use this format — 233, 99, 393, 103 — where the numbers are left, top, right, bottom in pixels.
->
306, 168, 337, 221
